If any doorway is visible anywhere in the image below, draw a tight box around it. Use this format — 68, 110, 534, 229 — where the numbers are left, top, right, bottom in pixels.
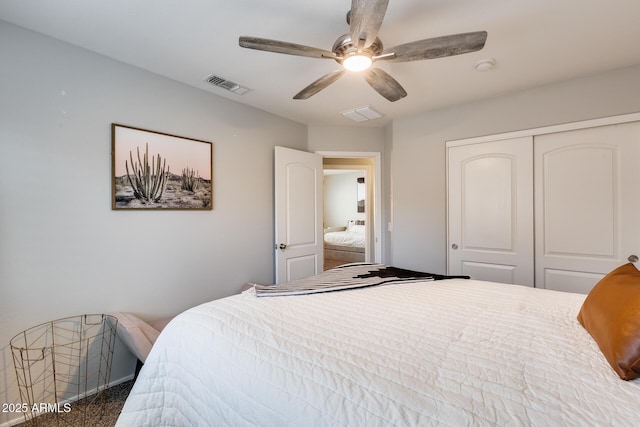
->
319, 151, 382, 270
323, 168, 367, 270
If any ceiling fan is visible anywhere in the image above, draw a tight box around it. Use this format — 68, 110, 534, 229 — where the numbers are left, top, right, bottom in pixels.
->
239, 0, 487, 102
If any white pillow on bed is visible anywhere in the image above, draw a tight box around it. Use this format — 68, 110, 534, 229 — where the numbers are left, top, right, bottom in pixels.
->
349, 224, 365, 234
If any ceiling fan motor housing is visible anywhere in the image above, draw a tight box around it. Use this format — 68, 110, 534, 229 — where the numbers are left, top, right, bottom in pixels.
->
332, 34, 383, 67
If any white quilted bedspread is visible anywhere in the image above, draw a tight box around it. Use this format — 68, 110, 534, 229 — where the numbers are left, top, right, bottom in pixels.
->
324, 230, 365, 248
116, 279, 640, 426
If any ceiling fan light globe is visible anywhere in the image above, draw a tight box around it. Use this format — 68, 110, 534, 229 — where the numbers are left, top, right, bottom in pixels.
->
343, 54, 372, 72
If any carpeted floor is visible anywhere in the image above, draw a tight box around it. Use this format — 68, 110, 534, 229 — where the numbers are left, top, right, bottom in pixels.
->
14, 380, 134, 427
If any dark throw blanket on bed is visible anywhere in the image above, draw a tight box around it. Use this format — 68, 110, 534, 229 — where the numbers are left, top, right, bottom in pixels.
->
254, 263, 469, 297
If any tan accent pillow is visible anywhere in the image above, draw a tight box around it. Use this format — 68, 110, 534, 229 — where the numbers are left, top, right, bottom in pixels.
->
577, 263, 640, 380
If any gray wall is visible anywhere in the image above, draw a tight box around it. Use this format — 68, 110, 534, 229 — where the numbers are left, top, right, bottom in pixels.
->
323, 171, 366, 228
0, 21, 306, 425
389, 64, 640, 274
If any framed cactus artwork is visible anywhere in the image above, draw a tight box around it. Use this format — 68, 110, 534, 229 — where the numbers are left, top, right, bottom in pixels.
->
111, 124, 213, 210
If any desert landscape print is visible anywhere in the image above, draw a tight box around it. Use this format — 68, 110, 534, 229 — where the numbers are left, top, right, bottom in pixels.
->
112, 124, 213, 210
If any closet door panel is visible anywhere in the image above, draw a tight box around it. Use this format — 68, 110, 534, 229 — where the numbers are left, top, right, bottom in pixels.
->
543, 146, 615, 256
460, 262, 516, 284
535, 122, 640, 293
463, 156, 514, 250
448, 137, 534, 286
543, 269, 605, 294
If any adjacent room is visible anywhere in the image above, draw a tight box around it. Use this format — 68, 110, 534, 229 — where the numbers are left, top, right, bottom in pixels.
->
323, 158, 373, 270
2, 0, 640, 426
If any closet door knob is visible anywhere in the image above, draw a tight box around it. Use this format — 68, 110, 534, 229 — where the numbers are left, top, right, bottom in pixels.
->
451, 244, 458, 250
628, 254, 639, 263
278, 243, 287, 250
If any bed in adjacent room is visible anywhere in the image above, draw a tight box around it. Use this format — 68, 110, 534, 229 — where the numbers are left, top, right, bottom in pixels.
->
116, 263, 640, 426
324, 220, 365, 269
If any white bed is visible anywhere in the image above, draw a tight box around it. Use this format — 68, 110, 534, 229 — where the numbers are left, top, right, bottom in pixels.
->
324, 221, 366, 268
116, 264, 640, 426
324, 224, 366, 248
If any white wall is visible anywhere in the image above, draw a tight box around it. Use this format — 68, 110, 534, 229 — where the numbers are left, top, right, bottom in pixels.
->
390, 64, 640, 274
323, 171, 366, 228
307, 125, 385, 153
0, 21, 306, 425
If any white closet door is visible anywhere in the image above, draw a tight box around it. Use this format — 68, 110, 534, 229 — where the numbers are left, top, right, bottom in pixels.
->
535, 122, 640, 293
448, 137, 534, 286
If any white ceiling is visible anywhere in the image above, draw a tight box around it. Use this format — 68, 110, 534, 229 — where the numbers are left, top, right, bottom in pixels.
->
2, 0, 640, 127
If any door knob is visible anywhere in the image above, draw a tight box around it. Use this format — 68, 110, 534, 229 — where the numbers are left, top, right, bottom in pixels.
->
278, 243, 287, 250
451, 244, 458, 250
628, 254, 639, 263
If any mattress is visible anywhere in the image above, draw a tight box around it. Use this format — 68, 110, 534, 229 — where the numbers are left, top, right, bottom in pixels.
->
116, 272, 640, 426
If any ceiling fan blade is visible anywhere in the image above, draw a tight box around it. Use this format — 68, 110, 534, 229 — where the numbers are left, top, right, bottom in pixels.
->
379, 31, 488, 62
239, 36, 337, 59
349, 0, 389, 48
363, 67, 407, 102
293, 69, 346, 100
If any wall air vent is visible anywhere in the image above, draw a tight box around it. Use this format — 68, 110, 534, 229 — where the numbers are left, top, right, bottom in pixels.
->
203, 74, 251, 95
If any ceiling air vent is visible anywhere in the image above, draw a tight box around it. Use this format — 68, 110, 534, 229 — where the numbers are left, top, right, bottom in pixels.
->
203, 74, 251, 95
341, 105, 383, 122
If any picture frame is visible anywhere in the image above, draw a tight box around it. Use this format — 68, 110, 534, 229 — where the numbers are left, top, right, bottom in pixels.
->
357, 177, 365, 213
111, 124, 213, 210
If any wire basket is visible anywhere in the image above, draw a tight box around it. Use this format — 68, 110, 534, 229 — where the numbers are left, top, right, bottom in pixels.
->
10, 314, 118, 426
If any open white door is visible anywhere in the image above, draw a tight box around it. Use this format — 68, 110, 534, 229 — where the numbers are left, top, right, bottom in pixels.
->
274, 146, 323, 284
